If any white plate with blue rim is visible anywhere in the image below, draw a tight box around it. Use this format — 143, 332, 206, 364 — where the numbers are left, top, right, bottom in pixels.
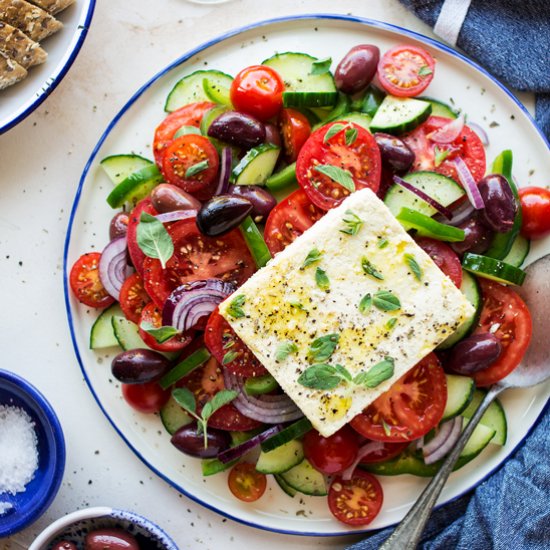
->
63, 14, 550, 536
0, 0, 95, 135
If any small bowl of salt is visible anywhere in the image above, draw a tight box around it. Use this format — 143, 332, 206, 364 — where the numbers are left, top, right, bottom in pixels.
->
0, 369, 66, 537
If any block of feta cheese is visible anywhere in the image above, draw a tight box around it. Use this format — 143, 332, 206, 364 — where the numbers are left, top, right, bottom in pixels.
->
219, 188, 474, 437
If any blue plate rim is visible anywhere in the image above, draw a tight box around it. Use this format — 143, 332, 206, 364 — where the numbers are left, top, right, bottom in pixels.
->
62, 13, 550, 538
0, 0, 97, 136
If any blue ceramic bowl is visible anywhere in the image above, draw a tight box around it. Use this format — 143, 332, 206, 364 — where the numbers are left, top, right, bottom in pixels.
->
0, 369, 66, 537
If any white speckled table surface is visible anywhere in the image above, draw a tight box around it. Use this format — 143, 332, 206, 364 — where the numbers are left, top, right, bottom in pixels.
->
0, 1, 534, 549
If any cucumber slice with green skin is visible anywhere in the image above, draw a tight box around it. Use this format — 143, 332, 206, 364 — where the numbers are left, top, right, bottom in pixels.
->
420, 97, 458, 119
233, 143, 280, 185
244, 373, 279, 396
501, 234, 530, 267
462, 389, 507, 445
336, 112, 372, 130
462, 253, 526, 285
441, 374, 475, 421
351, 85, 385, 117
262, 52, 337, 94
279, 458, 327, 496
202, 77, 232, 106
384, 171, 465, 218
274, 474, 297, 497
261, 417, 312, 452
106, 164, 163, 209
256, 439, 304, 474
265, 162, 297, 192
396, 208, 466, 242
159, 346, 211, 389
89, 303, 124, 349
160, 395, 193, 435
283, 91, 338, 109
173, 125, 202, 139
164, 70, 233, 112
100, 154, 153, 185
438, 271, 482, 349
239, 216, 272, 268
369, 96, 432, 135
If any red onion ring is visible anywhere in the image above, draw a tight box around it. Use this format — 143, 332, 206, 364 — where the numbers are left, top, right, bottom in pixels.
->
423, 416, 463, 465
427, 116, 465, 144
215, 147, 232, 196
341, 441, 386, 481
453, 157, 485, 210
155, 210, 197, 224
99, 236, 129, 300
467, 121, 489, 146
393, 175, 453, 219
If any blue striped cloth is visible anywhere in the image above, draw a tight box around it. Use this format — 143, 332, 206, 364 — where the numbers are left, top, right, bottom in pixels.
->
347, 1, 550, 548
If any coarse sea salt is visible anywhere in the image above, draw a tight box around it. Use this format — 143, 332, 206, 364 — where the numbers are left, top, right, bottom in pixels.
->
0, 404, 39, 497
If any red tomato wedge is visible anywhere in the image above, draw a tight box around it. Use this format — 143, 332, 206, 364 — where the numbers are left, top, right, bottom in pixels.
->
403, 116, 486, 183
350, 353, 447, 442
127, 198, 158, 278
328, 470, 383, 526
69, 252, 115, 309
415, 237, 463, 288
205, 309, 268, 378
119, 273, 151, 324
279, 108, 311, 162
228, 463, 267, 502
142, 217, 256, 308
472, 279, 532, 386
138, 302, 193, 352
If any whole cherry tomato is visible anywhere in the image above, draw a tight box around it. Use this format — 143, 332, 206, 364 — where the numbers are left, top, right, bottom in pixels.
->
519, 186, 550, 239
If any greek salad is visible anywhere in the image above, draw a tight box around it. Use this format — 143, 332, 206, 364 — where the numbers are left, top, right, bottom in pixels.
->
69, 41, 548, 526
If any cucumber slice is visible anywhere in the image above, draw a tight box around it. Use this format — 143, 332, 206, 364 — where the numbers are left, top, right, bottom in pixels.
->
202, 77, 232, 106
384, 171, 465, 218
441, 374, 475, 421
265, 162, 297, 192
256, 439, 304, 474
165, 70, 233, 112
100, 154, 153, 185
159, 346, 211, 389
200, 105, 230, 135
160, 395, 192, 435
233, 143, 280, 185
239, 216, 272, 268
438, 271, 481, 349
106, 164, 163, 209
279, 458, 327, 496
89, 303, 124, 349
262, 52, 337, 94
274, 474, 297, 497
311, 92, 350, 124
462, 253, 526, 285
501, 234, 530, 267
336, 112, 372, 130
244, 374, 279, 396
462, 389, 507, 445
261, 417, 312, 452
369, 96, 432, 135
420, 97, 458, 119
173, 125, 202, 139
283, 91, 338, 109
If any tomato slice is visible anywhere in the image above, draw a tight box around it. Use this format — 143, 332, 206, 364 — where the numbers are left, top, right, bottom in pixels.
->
296, 122, 381, 210
138, 302, 193, 352
303, 426, 359, 475
121, 381, 170, 414
142, 217, 256, 308
328, 470, 383, 526
69, 252, 115, 309
378, 45, 435, 97
228, 462, 267, 502
279, 108, 311, 162
177, 356, 262, 431
350, 353, 447, 442
205, 309, 268, 378
161, 134, 219, 201
403, 116, 486, 183
415, 237, 463, 288
519, 186, 550, 239
127, 198, 158, 278
153, 101, 214, 166
358, 441, 409, 464
264, 189, 325, 255
119, 273, 151, 324
472, 279, 532, 386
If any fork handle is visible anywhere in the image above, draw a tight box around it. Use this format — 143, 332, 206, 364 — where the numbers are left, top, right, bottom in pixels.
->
379, 384, 503, 550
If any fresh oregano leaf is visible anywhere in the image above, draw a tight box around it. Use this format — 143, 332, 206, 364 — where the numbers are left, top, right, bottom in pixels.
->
434, 145, 450, 167
172, 387, 197, 416
345, 127, 358, 146
302, 248, 323, 269
289, 300, 307, 311
373, 290, 401, 311
275, 341, 298, 361
386, 317, 398, 330
353, 357, 395, 388
418, 65, 433, 76
298, 364, 342, 390
310, 57, 332, 75
222, 350, 240, 365
324, 123, 346, 143
314, 164, 355, 192
137, 212, 174, 269
404, 253, 422, 281
340, 210, 363, 236
204, 389, 238, 420
185, 159, 209, 179
334, 364, 353, 382
358, 293, 372, 314
226, 294, 246, 319
140, 322, 179, 344
308, 334, 340, 363
377, 238, 389, 249
382, 419, 392, 437
315, 267, 330, 291
361, 257, 384, 280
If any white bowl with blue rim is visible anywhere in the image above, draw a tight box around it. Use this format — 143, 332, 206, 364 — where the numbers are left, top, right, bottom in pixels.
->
0, 369, 66, 538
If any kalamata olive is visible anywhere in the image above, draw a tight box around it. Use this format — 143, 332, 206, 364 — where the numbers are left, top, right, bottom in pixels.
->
51, 542, 77, 550
478, 174, 517, 233
264, 122, 282, 147
111, 349, 171, 384
196, 194, 253, 236
208, 111, 266, 149
85, 528, 139, 550
228, 184, 277, 222
446, 333, 502, 375
335, 44, 380, 94
109, 212, 129, 240
451, 215, 494, 255
171, 422, 231, 458
374, 132, 415, 172
150, 183, 201, 214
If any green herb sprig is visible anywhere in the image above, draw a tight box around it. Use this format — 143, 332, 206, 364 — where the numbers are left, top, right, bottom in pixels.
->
136, 212, 174, 268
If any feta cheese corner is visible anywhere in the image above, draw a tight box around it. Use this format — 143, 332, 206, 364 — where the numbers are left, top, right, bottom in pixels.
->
219, 188, 475, 437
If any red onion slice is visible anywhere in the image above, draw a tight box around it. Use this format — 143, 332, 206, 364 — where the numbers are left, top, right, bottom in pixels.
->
427, 116, 465, 144
99, 236, 129, 300
162, 279, 235, 331
467, 122, 489, 146
217, 425, 282, 464
215, 147, 232, 196
434, 199, 475, 227
423, 416, 463, 465
341, 441, 386, 481
393, 175, 453, 219
155, 210, 197, 224
453, 157, 485, 210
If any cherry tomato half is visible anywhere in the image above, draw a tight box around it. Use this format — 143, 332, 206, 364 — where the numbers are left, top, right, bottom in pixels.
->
415, 237, 463, 288
121, 381, 170, 414
119, 273, 151, 324
472, 279, 532, 386
138, 302, 193, 352
378, 45, 435, 97
350, 353, 447, 442
69, 252, 114, 309
230, 65, 284, 121
279, 108, 311, 162
328, 470, 383, 526
303, 426, 359, 475
519, 186, 550, 239
228, 463, 267, 502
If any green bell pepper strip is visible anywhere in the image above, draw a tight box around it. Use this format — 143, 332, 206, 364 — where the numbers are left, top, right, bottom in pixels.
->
396, 208, 466, 242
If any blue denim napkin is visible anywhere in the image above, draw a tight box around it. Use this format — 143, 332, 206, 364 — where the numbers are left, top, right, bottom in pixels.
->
347, 1, 550, 548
